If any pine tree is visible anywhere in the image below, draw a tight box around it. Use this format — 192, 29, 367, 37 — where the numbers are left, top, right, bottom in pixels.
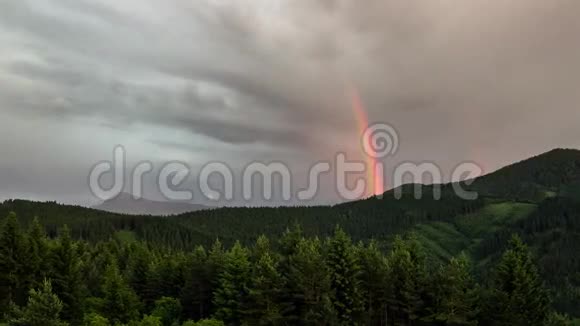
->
82, 313, 110, 326
27, 217, 49, 289
485, 235, 552, 326
127, 243, 152, 302
279, 224, 303, 259
244, 239, 283, 325
181, 245, 212, 320
8, 279, 68, 326
357, 240, 389, 325
151, 296, 182, 326
252, 235, 273, 262
101, 262, 141, 324
386, 235, 426, 326
288, 237, 336, 325
80, 241, 116, 299
326, 226, 364, 325
212, 241, 251, 324
49, 225, 84, 323
278, 224, 304, 321
208, 239, 226, 279
426, 253, 479, 325
207, 239, 226, 315
0, 212, 29, 310
146, 256, 183, 306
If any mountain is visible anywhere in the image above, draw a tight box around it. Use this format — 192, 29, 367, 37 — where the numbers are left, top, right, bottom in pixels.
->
1, 148, 580, 315
93, 192, 209, 215
383, 148, 580, 202
468, 148, 580, 202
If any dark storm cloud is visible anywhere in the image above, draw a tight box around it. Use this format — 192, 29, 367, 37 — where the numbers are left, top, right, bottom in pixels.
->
0, 0, 315, 148
1, 0, 580, 204
3, 55, 304, 146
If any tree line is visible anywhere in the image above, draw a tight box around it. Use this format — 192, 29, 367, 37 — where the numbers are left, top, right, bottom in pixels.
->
0, 196, 486, 251
0, 212, 571, 325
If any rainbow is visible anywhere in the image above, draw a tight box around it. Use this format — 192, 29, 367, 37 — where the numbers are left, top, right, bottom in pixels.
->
349, 88, 384, 197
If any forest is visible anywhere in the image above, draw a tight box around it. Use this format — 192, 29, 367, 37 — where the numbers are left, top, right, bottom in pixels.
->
0, 211, 573, 326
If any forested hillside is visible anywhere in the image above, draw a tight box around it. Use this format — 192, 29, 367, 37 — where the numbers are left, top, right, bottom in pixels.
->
1, 149, 580, 323
0, 214, 569, 325
468, 148, 580, 202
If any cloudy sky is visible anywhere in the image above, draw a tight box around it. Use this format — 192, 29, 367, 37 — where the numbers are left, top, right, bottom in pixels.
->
1, 0, 579, 205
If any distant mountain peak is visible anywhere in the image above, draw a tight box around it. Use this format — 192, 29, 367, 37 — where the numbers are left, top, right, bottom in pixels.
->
93, 192, 209, 215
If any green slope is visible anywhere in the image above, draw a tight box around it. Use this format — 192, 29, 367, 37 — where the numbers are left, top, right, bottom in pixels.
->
411, 202, 537, 261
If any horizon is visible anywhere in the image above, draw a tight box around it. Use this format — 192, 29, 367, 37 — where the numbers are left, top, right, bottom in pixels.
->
2, 146, 577, 209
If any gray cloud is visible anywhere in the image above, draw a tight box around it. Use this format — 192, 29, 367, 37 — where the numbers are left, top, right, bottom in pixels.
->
1, 0, 580, 204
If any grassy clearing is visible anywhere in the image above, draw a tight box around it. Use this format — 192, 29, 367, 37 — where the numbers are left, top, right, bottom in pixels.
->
455, 202, 536, 238
114, 230, 137, 243
412, 202, 537, 264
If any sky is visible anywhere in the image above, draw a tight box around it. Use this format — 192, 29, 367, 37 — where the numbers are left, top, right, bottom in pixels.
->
1, 0, 580, 206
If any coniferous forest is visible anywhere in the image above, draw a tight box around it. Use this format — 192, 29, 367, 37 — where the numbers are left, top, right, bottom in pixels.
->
0, 212, 569, 326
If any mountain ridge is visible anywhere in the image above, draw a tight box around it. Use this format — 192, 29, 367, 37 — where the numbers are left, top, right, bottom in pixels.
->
92, 192, 210, 215
380, 148, 580, 202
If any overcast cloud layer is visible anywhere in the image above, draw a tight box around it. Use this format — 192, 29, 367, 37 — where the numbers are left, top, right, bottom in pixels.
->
1, 0, 580, 205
